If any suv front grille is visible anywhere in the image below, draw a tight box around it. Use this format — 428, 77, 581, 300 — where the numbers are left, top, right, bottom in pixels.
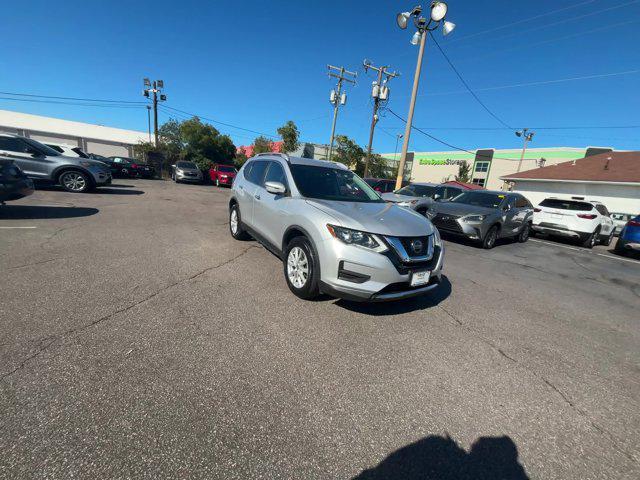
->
432, 214, 462, 233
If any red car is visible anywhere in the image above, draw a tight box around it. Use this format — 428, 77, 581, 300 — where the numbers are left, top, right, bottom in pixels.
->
209, 164, 237, 187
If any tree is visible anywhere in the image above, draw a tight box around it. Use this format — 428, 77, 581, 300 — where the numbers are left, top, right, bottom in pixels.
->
277, 120, 300, 153
235, 148, 249, 168
252, 136, 273, 155
179, 117, 236, 170
455, 161, 471, 183
332, 135, 388, 178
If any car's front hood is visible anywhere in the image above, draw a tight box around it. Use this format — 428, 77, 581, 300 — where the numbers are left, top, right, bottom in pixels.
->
306, 199, 434, 237
381, 193, 416, 203
430, 202, 497, 217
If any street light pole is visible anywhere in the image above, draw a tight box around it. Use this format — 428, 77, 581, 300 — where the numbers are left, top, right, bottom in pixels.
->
395, 30, 427, 189
394, 2, 455, 190
516, 128, 535, 173
146, 106, 152, 143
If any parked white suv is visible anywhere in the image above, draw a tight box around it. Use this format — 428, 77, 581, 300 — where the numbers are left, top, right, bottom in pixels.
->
532, 197, 615, 248
43, 142, 90, 158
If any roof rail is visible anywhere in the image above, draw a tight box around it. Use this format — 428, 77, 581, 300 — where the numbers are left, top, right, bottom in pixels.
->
255, 152, 290, 162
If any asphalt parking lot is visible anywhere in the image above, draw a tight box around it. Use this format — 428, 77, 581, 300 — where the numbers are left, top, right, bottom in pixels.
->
1, 179, 639, 479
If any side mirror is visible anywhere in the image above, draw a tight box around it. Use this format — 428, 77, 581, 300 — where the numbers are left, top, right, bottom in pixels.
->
433, 193, 441, 201
265, 181, 286, 195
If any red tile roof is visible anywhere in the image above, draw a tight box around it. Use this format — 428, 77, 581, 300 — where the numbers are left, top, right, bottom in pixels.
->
501, 151, 640, 184
443, 180, 484, 190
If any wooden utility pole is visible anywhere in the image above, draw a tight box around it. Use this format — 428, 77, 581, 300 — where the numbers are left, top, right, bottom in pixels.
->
327, 65, 357, 160
363, 60, 398, 178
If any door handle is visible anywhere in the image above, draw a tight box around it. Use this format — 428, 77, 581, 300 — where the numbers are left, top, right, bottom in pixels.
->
255, 194, 261, 200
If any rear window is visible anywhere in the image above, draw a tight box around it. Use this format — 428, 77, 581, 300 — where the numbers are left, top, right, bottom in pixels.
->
539, 199, 593, 211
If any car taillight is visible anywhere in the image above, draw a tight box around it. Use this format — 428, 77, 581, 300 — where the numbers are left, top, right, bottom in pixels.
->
628, 220, 640, 227
534, 208, 541, 212
577, 214, 597, 219
131, 163, 138, 169
374, 187, 381, 192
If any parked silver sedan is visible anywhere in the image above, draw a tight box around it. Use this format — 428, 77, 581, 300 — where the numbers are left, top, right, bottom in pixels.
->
171, 161, 203, 183
382, 183, 466, 216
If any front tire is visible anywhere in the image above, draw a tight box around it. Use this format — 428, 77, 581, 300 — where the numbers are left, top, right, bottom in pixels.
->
283, 237, 320, 300
482, 225, 499, 249
229, 204, 250, 240
601, 229, 614, 247
59, 170, 91, 193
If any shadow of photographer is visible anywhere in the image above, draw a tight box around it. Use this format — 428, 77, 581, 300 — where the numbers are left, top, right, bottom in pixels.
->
354, 434, 529, 480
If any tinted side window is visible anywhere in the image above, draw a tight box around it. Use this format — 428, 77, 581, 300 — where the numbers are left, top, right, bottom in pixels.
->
595, 204, 609, 216
505, 196, 517, 210
515, 196, 530, 208
0, 137, 30, 153
263, 161, 288, 187
247, 160, 269, 185
243, 162, 254, 180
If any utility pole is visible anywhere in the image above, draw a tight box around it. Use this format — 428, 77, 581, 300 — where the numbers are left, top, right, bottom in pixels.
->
143, 78, 167, 147
515, 128, 535, 172
146, 106, 152, 143
327, 65, 357, 161
363, 60, 399, 178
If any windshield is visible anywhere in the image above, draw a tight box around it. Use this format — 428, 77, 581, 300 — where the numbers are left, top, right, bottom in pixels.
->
395, 184, 436, 198
219, 165, 236, 172
290, 165, 383, 203
23, 138, 60, 156
540, 199, 592, 211
450, 191, 505, 208
177, 161, 197, 169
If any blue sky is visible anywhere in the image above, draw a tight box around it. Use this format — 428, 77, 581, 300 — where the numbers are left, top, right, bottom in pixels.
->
1, 0, 639, 153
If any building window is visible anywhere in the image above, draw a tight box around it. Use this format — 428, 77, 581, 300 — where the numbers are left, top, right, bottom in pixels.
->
472, 178, 486, 187
475, 161, 490, 173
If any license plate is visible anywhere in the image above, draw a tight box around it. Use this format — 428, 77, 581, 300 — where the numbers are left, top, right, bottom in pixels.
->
410, 270, 430, 287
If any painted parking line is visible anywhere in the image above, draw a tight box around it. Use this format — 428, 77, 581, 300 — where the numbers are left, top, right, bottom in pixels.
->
0, 226, 37, 229
530, 238, 640, 265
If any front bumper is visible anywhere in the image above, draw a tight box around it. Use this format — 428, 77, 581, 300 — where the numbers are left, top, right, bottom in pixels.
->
430, 215, 487, 241
317, 237, 445, 302
89, 169, 112, 186
177, 172, 203, 182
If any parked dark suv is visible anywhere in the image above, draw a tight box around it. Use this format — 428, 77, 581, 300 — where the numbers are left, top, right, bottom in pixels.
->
427, 190, 534, 249
0, 134, 111, 193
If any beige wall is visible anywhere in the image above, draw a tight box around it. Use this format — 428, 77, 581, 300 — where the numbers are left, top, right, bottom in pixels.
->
476, 157, 568, 190
512, 180, 640, 214
410, 163, 459, 184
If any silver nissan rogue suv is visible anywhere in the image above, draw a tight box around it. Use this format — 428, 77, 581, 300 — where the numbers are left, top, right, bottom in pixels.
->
228, 153, 444, 302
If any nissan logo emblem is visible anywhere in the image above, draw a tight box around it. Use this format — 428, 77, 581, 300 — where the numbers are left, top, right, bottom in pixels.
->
410, 239, 424, 253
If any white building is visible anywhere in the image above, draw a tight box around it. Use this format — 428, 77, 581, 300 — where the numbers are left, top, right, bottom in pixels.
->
0, 109, 148, 157
501, 151, 640, 214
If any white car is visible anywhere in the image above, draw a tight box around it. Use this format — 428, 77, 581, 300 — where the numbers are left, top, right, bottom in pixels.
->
532, 197, 615, 248
43, 142, 89, 158
611, 213, 635, 235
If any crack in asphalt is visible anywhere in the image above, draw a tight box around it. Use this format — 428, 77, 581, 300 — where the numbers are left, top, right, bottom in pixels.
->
0, 245, 260, 383
437, 304, 639, 465
8, 257, 64, 270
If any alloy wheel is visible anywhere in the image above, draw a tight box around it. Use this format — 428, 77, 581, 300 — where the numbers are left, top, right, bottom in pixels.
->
287, 246, 309, 288
61, 172, 87, 192
230, 209, 238, 235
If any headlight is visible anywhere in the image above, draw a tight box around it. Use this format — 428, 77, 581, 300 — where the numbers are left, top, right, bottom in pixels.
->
326, 225, 388, 253
176, 169, 183, 174
398, 200, 418, 207
462, 215, 486, 222
432, 227, 442, 247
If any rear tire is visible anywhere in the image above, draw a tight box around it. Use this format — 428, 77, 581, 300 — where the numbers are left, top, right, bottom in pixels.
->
283, 236, 320, 300
581, 229, 598, 249
482, 225, 499, 249
229, 203, 250, 240
517, 222, 531, 243
601, 229, 614, 247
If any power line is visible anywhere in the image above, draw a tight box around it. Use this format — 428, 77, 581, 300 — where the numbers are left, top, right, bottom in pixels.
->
0, 96, 145, 109
385, 107, 544, 161
428, 31, 513, 130
448, 0, 597, 44
0, 90, 145, 104
162, 104, 277, 139
419, 69, 640, 98
382, 124, 640, 131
